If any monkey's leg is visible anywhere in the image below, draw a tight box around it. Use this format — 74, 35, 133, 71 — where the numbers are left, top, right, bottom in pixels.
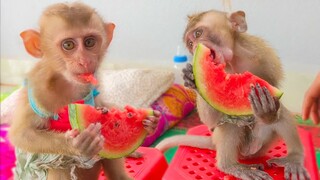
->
101, 158, 132, 180
267, 107, 310, 180
214, 124, 272, 180
75, 162, 102, 180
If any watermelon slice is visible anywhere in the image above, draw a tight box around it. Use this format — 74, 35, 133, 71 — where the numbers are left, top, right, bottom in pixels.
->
68, 104, 153, 159
78, 73, 98, 85
193, 43, 283, 115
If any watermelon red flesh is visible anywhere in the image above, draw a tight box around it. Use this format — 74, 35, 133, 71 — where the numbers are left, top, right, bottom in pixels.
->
193, 43, 283, 115
77, 73, 98, 85
68, 104, 151, 159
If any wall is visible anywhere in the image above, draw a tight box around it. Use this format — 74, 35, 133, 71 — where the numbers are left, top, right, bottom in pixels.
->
1, 0, 320, 112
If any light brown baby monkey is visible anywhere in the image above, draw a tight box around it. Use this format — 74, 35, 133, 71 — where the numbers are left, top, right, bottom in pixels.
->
9, 2, 159, 180
156, 10, 310, 180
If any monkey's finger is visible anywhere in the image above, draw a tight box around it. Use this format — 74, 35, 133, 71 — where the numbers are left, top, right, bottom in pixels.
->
85, 135, 104, 156
302, 169, 311, 180
284, 165, 294, 180
144, 125, 156, 134
186, 63, 193, 71
263, 86, 276, 111
142, 119, 157, 129
249, 88, 261, 113
75, 123, 101, 147
182, 68, 194, 80
256, 84, 269, 112
88, 122, 102, 135
183, 74, 194, 84
96, 107, 108, 114
73, 124, 95, 146
152, 110, 161, 118
65, 129, 80, 138
146, 116, 159, 125
298, 169, 306, 180
184, 79, 196, 89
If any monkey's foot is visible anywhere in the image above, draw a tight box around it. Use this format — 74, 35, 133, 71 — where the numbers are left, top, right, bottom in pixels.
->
222, 163, 272, 180
267, 158, 310, 180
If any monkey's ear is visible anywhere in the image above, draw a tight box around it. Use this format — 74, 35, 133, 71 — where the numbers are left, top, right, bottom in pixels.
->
104, 23, 115, 48
228, 11, 247, 33
20, 30, 43, 58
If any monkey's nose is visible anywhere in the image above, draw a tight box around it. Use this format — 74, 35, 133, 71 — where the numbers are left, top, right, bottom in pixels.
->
78, 61, 89, 68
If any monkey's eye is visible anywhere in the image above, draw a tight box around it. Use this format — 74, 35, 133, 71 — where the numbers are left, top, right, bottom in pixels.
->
187, 40, 193, 49
84, 37, 96, 48
62, 40, 75, 51
193, 29, 203, 38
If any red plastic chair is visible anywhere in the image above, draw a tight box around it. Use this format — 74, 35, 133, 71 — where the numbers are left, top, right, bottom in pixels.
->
99, 147, 168, 180
163, 125, 319, 180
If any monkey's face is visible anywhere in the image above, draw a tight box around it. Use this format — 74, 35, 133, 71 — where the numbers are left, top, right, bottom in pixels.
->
58, 34, 104, 83
184, 11, 234, 67
40, 16, 109, 85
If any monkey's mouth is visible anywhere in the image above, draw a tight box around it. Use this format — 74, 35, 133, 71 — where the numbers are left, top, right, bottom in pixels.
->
209, 48, 224, 65
199, 43, 225, 65
210, 49, 218, 64
77, 73, 98, 85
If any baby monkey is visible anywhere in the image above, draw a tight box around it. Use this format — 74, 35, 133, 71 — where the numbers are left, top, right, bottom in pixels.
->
9, 2, 159, 180
156, 10, 310, 180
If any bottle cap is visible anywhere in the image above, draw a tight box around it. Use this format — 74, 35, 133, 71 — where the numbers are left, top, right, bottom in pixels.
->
173, 55, 188, 63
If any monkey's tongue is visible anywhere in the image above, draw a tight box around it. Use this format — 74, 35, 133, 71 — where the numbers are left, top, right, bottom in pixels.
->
78, 73, 98, 85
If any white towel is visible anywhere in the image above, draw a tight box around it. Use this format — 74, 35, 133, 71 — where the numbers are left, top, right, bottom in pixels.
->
97, 69, 174, 108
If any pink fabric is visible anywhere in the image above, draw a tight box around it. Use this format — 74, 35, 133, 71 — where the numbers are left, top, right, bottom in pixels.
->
0, 124, 15, 180
142, 84, 196, 146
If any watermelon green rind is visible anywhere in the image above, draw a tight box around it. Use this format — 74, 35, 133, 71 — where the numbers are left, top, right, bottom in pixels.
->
193, 43, 283, 116
99, 131, 148, 159
68, 104, 80, 129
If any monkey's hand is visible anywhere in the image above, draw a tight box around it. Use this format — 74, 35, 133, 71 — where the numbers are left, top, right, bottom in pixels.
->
222, 163, 272, 180
66, 123, 104, 159
267, 157, 310, 180
96, 106, 108, 114
182, 63, 196, 89
249, 83, 280, 124
142, 110, 161, 134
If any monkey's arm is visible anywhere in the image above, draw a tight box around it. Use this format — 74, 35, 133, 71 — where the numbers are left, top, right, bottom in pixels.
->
9, 94, 103, 157
250, 88, 310, 179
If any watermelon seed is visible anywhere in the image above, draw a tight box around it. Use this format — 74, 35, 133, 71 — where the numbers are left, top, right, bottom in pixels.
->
127, 112, 133, 118
114, 122, 120, 128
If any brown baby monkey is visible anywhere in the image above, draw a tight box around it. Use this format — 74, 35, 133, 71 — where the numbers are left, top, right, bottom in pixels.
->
9, 2, 159, 180
156, 10, 310, 180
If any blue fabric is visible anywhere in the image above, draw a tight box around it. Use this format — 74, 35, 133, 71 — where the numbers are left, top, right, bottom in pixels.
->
27, 85, 99, 120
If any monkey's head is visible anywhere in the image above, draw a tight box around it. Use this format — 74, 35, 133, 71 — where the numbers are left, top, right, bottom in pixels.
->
20, 2, 115, 85
183, 10, 247, 69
